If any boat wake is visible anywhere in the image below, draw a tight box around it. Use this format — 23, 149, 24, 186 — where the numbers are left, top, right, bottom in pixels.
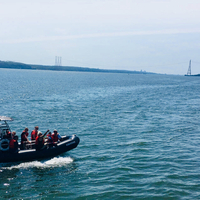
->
1, 157, 73, 170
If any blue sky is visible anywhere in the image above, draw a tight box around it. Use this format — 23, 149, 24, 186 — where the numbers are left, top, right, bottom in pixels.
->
0, 0, 200, 74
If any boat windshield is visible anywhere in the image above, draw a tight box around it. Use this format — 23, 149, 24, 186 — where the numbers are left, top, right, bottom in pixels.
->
0, 117, 12, 139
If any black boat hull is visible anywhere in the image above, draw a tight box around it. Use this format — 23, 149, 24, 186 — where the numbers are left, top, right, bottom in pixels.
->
0, 135, 80, 163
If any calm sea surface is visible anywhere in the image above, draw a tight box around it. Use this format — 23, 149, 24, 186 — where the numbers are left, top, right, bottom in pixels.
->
0, 69, 200, 199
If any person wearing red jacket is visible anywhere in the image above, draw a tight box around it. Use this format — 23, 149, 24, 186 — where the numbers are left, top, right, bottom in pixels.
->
51, 130, 62, 143
9, 135, 19, 153
22, 127, 29, 137
4, 130, 12, 139
45, 132, 54, 147
21, 129, 31, 150
35, 132, 45, 151
31, 126, 39, 140
12, 131, 16, 139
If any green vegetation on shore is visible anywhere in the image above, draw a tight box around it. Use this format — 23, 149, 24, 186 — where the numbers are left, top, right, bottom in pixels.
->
0, 60, 154, 74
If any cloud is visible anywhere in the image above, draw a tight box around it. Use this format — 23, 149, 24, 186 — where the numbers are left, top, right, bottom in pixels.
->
1, 28, 200, 44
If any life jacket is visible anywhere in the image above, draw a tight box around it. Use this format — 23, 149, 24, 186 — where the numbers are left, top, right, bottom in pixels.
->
9, 139, 18, 149
9, 139, 15, 149
35, 136, 44, 150
22, 130, 29, 137
36, 136, 44, 144
52, 134, 59, 142
47, 134, 53, 144
5, 132, 12, 139
21, 132, 27, 143
31, 130, 38, 140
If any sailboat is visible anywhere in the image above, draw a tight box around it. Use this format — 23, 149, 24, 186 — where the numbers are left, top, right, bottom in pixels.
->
185, 60, 191, 76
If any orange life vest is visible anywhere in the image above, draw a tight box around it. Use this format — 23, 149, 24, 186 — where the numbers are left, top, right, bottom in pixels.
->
35, 136, 44, 145
22, 130, 29, 137
31, 130, 38, 140
52, 134, 59, 142
9, 139, 16, 149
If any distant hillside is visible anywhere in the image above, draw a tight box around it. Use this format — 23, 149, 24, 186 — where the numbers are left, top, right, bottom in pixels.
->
0, 60, 154, 74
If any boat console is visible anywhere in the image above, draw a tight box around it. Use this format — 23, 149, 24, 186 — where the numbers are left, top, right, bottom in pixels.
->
0, 116, 13, 139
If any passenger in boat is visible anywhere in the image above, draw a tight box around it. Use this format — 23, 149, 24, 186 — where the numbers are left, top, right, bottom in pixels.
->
52, 130, 62, 143
9, 135, 19, 153
21, 130, 31, 150
4, 130, 12, 139
31, 126, 39, 140
46, 131, 54, 147
22, 127, 29, 137
35, 132, 45, 151
12, 131, 16, 139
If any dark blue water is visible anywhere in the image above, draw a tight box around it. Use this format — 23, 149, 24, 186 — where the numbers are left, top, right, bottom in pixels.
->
0, 69, 200, 199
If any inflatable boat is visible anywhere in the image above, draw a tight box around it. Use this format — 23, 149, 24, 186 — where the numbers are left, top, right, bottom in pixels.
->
0, 116, 80, 163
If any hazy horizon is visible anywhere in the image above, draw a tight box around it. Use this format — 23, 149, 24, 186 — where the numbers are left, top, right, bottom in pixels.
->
0, 0, 200, 75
